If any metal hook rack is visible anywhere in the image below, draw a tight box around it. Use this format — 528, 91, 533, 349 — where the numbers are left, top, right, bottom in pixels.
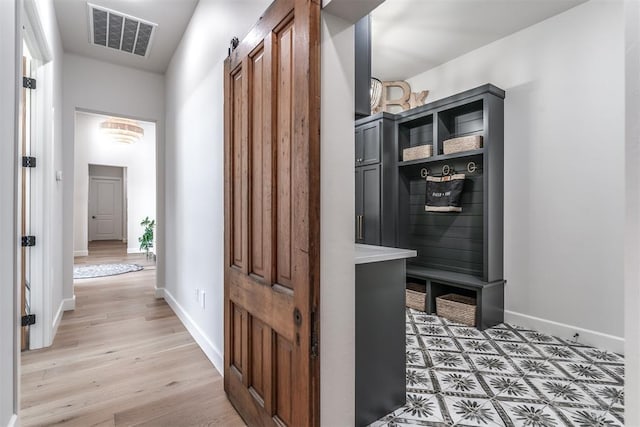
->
467, 161, 477, 173
421, 161, 478, 179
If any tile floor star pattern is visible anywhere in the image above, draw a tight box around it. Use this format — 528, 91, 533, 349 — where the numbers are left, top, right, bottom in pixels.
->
371, 309, 624, 427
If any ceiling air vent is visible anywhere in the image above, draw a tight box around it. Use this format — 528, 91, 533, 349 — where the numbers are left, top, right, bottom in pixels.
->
88, 3, 157, 57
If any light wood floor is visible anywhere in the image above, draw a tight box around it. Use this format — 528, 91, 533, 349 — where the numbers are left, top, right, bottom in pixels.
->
21, 241, 244, 427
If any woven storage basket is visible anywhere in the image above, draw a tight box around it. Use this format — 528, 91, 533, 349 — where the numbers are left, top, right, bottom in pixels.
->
443, 135, 483, 155
436, 293, 476, 326
403, 144, 432, 161
406, 289, 426, 311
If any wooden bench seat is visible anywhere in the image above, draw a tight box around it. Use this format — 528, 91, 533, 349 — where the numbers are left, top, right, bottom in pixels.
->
406, 264, 505, 330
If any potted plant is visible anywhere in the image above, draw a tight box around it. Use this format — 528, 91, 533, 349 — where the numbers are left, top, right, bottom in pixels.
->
139, 216, 156, 260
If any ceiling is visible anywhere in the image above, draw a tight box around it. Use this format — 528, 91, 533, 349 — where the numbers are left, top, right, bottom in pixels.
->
52, 0, 587, 78
53, 0, 199, 74
371, 0, 587, 81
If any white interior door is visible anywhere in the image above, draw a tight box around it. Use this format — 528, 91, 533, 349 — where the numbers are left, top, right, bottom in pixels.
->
89, 177, 123, 241
21, 48, 35, 350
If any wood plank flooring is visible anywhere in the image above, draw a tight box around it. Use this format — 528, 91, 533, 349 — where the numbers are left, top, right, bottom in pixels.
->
21, 241, 245, 427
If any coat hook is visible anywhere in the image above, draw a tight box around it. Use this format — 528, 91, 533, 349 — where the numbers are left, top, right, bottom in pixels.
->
420, 168, 429, 178
467, 161, 477, 173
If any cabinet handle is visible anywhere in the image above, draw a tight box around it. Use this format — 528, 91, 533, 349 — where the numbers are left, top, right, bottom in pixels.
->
360, 215, 364, 239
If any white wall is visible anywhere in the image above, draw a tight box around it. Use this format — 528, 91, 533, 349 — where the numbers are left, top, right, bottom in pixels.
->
74, 112, 156, 255
163, 0, 271, 371
1, 0, 65, 419
62, 53, 165, 300
320, 12, 356, 426
624, 1, 640, 423
405, 1, 625, 352
0, 0, 19, 424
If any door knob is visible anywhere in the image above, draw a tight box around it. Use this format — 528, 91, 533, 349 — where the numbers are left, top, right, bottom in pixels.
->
92, 216, 96, 219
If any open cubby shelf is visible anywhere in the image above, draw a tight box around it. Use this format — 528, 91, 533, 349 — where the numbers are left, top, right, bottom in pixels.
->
406, 265, 505, 330
398, 96, 487, 160
436, 99, 484, 155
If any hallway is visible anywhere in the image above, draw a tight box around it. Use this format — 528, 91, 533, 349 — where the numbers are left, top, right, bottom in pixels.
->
20, 242, 244, 426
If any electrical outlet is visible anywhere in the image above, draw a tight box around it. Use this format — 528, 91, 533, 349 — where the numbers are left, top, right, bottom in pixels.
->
201, 291, 206, 310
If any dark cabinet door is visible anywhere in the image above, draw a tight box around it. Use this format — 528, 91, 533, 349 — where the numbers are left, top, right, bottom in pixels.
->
355, 164, 381, 245
355, 127, 364, 167
355, 121, 380, 166
355, 167, 363, 243
362, 165, 381, 245
361, 123, 381, 165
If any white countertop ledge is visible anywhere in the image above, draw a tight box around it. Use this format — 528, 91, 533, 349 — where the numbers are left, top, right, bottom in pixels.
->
355, 244, 417, 265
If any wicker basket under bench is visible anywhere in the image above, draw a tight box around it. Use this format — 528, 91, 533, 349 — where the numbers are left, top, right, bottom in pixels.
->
406, 289, 426, 311
436, 294, 477, 326
406, 264, 505, 330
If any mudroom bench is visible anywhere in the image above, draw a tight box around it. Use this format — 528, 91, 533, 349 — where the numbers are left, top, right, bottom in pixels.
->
406, 264, 505, 330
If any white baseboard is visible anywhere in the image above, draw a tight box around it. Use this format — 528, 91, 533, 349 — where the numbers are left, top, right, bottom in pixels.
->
161, 288, 224, 375
7, 414, 17, 427
62, 295, 76, 311
74, 250, 88, 257
127, 248, 149, 254
154, 286, 165, 299
52, 295, 76, 341
504, 310, 625, 354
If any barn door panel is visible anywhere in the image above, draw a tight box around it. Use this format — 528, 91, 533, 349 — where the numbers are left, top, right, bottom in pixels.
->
223, 1, 320, 426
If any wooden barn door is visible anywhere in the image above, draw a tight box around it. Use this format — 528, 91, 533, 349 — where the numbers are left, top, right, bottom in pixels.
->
223, 0, 320, 426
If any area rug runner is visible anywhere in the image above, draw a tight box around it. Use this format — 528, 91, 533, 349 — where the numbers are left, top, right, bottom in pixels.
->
73, 263, 144, 279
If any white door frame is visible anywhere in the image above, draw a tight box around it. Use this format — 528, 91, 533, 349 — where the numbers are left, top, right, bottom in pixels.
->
73, 107, 161, 294
88, 175, 124, 242
4, 1, 21, 425
20, 0, 54, 352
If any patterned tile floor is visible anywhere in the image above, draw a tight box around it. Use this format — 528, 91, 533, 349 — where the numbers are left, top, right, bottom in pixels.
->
372, 309, 624, 427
